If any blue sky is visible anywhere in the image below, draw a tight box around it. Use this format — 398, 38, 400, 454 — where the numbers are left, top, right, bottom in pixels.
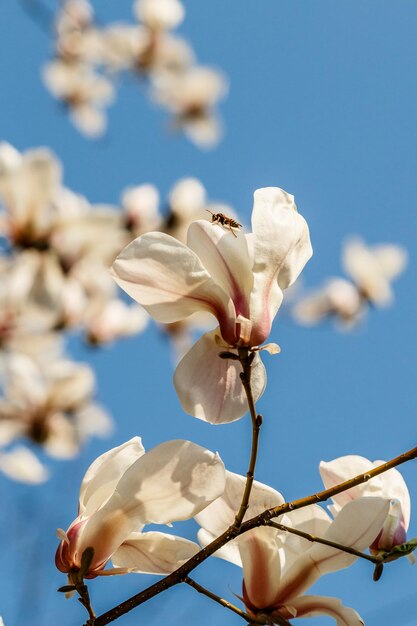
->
1, 1, 417, 625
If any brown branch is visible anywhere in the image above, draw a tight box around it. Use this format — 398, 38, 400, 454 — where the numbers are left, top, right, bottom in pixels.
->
184, 577, 275, 625
89, 443, 417, 626
234, 348, 262, 528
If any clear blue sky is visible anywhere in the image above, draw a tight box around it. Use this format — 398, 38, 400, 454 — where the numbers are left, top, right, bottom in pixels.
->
1, 1, 417, 625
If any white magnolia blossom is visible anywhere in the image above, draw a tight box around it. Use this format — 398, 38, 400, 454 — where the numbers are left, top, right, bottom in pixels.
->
56, 437, 225, 579
0, 143, 61, 245
343, 238, 407, 306
196, 471, 390, 624
0, 445, 49, 484
320, 455, 413, 558
294, 237, 407, 328
0, 351, 111, 458
112, 187, 312, 423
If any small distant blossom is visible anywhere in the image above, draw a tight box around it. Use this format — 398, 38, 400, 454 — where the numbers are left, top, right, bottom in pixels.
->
196, 471, 390, 625
85, 299, 148, 346
56, 437, 225, 581
112, 187, 312, 423
342, 238, 407, 306
293, 237, 407, 328
320, 455, 413, 559
293, 278, 363, 328
151, 66, 228, 148
43, 61, 114, 137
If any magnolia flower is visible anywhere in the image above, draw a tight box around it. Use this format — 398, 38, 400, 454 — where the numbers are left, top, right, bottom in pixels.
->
343, 238, 407, 306
196, 471, 389, 624
112, 187, 312, 423
320, 455, 412, 558
55, 437, 225, 580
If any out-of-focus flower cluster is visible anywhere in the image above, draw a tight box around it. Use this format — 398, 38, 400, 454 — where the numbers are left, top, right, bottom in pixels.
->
0, 141, 235, 481
293, 237, 407, 329
43, 0, 228, 147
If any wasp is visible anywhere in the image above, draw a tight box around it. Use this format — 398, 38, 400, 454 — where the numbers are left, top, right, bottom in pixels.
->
206, 209, 242, 237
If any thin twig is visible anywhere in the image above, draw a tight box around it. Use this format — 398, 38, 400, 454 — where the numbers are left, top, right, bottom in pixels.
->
184, 577, 274, 625
90, 443, 417, 626
268, 521, 381, 564
234, 348, 262, 528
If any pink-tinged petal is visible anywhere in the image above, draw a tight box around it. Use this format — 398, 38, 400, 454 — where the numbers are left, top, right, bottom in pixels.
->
274, 497, 389, 604
111, 233, 235, 340
174, 329, 266, 424
78, 437, 145, 517
195, 470, 284, 536
279, 595, 364, 625
111, 531, 199, 574
187, 220, 253, 321
249, 188, 312, 345
240, 527, 282, 610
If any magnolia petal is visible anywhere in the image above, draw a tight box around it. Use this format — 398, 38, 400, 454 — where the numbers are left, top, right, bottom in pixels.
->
78, 437, 145, 516
371, 461, 411, 530
111, 233, 234, 335
250, 188, 312, 345
280, 595, 364, 625
195, 470, 284, 536
187, 220, 253, 320
275, 497, 389, 604
277, 505, 332, 574
372, 245, 407, 280
197, 528, 242, 566
174, 329, 266, 424
75, 440, 225, 567
240, 526, 282, 610
112, 531, 199, 574
252, 188, 312, 280
319, 455, 379, 512
308, 497, 390, 574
